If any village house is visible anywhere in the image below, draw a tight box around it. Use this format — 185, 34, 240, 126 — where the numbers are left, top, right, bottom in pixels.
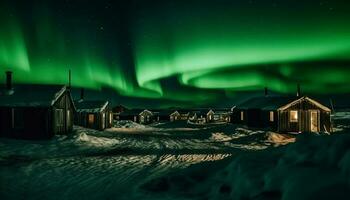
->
74, 100, 112, 131
235, 95, 332, 133
212, 109, 232, 122
0, 71, 75, 139
112, 104, 127, 120
117, 109, 154, 124
139, 109, 154, 124
117, 109, 142, 122
74, 88, 112, 130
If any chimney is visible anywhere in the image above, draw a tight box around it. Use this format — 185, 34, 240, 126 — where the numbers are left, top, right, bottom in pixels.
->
5, 71, 12, 90
264, 87, 268, 97
80, 88, 84, 101
297, 83, 301, 97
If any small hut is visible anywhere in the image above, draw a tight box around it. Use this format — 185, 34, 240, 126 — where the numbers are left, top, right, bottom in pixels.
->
74, 100, 112, 130
139, 109, 153, 124
170, 111, 181, 121
117, 109, 142, 122
235, 95, 332, 133
0, 72, 75, 139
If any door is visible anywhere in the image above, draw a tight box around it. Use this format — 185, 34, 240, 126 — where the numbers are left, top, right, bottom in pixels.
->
102, 113, 106, 130
310, 111, 319, 132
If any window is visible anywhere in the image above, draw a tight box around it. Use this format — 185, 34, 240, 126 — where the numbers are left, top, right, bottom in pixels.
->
67, 110, 71, 125
88, 114, 95, 124
290, 110, 298, 122
240, 111, 244, 121
109, 113, 113, 124
55, 109, 64, 126
269, 111, 274, 122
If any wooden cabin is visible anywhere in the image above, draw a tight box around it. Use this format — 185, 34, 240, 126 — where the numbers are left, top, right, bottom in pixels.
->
117, 109, 154, 124
206, 109, 215, 123
74, 100, 112, 130
117, 109, 142, 122
153, 110, 173, 121
139, 109, 153, 124
170, 111, 181, 121
212, 109, 232, 122
0, 75, 75, 139
235, 96, 332, 133
112, 105, 127, 120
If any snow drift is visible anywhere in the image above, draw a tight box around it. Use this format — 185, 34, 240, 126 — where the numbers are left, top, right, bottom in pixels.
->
140, 131, 350, 200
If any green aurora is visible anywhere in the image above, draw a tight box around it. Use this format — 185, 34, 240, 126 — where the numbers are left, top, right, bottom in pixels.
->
1, 0, 350, 105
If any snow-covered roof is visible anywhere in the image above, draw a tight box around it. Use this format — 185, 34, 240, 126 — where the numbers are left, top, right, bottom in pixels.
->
75, 100, 109, 113
139, 109, 153, 116
239, 96, 298, 111
278, 96, 331, 112
0, 84, 70, 107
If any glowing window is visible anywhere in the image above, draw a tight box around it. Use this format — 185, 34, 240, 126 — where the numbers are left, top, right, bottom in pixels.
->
269, 111, 274, 122
88, 114, 95, 124
290, 111, 298, 122
240, 111, 244, 121
109, 113, 113, 124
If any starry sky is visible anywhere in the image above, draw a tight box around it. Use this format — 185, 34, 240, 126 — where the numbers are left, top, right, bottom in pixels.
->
1, 0, 350, 108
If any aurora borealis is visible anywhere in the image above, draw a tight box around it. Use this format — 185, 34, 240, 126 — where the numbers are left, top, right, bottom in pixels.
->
1, 0, 350, 106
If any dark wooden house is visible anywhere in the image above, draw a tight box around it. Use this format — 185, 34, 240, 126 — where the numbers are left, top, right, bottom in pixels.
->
117, 109, 143, 122
0, 72, 75, 139
74, 100, 112, 130
112, 104, 127, 120
235, 96, 332, 133
153, 110, 173, 121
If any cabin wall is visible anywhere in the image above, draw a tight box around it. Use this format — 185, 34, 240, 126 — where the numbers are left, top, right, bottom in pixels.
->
278, 100, 331, 133
52, 91, 74, 134
0, 107, 52, 139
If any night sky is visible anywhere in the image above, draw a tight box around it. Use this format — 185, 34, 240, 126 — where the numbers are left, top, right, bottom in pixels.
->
1, 0, 350, 108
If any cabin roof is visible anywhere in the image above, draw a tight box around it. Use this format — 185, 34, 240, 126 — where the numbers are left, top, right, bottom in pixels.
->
139, 109, 153, 116
239, 96, 331, 111
153, 110, 175, 116
75, 100, 109, 113
238, 96, 299, 110
0, 85, 71, 107
118, 109, 144, 116
278, 96, 331, 112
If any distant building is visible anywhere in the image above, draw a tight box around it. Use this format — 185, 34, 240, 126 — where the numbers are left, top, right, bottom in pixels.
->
117, 109, 154, 124
74, 100, 112, 131
139, 109, 153, 124
117, 109, 143, 122
212, 109, 232, 122
153, 110, 173, 121
235, 96, 332, 133
0, 71, 75, 139
112, 105, 127, 115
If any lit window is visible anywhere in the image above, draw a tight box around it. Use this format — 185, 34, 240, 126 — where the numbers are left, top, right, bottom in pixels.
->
88, 114, 95, 124
290, 111, 298, 122
269, 111, 274, 122
240, 111, 244, 121
109, 113, 113, 124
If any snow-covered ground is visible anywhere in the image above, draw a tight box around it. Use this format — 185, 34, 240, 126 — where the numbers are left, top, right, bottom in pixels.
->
138, 112, 350, 200
1, 114, 349, 200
